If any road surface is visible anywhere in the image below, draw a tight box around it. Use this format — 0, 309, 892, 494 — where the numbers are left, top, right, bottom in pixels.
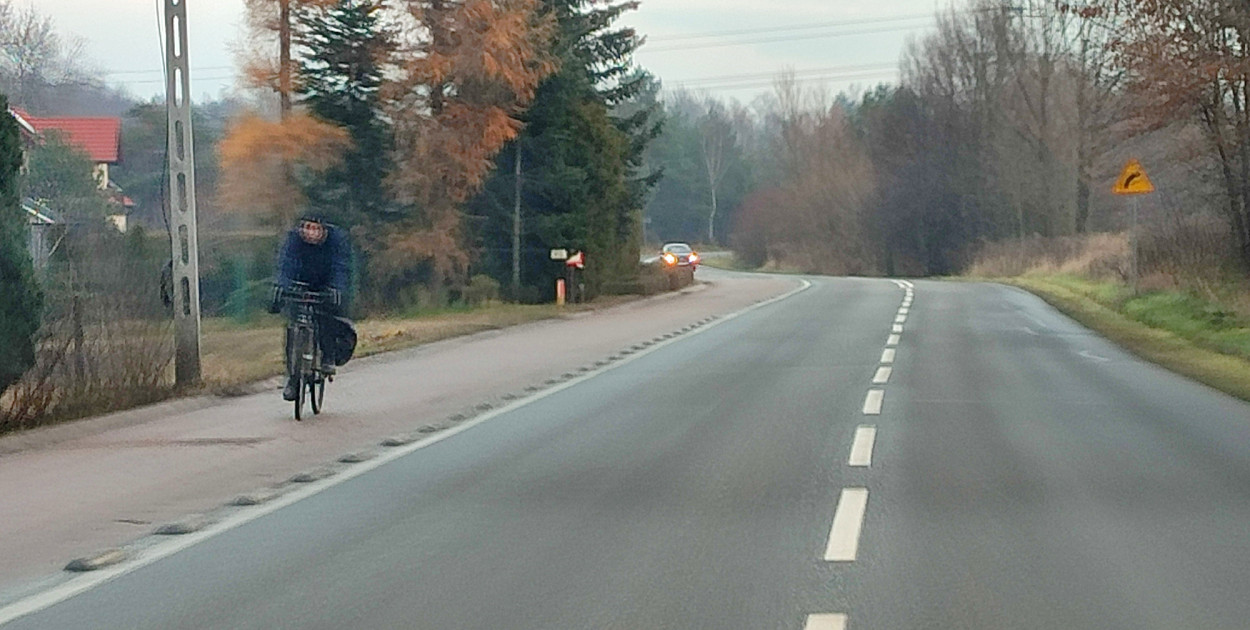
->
3, 273, 1250, 629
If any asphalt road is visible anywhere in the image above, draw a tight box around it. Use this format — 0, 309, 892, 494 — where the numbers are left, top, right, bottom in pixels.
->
4, 276, 1250, 629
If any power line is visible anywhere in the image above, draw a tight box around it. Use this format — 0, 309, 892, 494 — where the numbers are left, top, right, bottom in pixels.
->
647, 12, 935, 43
646, 23, 938, 53
671, 63, 897, 87
674, 69, 899, 92
105, 65, 234, 76
125, 74, 236, 85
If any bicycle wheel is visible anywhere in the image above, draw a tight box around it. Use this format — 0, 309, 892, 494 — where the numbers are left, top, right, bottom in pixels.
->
293, 328, 312, 421
309, 375, 324, 415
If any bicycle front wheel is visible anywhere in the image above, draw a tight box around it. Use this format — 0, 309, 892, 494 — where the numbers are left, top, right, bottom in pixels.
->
309, 376, 324, 415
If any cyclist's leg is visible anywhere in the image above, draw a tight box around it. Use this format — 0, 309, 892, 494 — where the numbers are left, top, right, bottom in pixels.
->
283, 322, 299, 400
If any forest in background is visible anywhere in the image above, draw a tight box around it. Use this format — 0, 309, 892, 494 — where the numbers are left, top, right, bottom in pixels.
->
647, 0, 1250, 297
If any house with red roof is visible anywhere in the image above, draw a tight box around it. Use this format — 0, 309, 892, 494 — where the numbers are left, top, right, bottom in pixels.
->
21, 113, 121, 191
9, 108, 132, 232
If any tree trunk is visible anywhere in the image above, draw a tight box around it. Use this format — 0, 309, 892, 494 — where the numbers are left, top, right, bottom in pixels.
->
279, 0, 291, 118
708, 186, 717, 244
512, 142, 522, 298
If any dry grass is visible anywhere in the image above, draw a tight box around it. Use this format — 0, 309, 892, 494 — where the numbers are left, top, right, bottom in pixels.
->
966, 232, 1129, 280
201, 301, 609, 393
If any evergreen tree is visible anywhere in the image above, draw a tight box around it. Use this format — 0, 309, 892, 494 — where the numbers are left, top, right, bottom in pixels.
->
471, 0, 660, 298
0, 94, 43, 397
294, 0, 395, 225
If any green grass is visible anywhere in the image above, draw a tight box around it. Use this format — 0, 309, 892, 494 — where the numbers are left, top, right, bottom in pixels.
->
988, 274, 1250, 402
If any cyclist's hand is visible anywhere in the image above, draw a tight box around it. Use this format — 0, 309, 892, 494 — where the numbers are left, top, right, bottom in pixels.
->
267, 285, 283, 314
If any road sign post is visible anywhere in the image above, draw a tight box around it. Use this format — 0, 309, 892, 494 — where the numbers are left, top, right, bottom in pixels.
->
1113, 159, 1156, 294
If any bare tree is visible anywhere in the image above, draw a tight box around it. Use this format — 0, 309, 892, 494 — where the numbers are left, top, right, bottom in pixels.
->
0, 1, 91, 111
699, 100, 735, 244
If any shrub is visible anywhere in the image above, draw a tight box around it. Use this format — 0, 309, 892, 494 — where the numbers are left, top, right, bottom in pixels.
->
464, 274, 501, 306
0, 95, 44, 401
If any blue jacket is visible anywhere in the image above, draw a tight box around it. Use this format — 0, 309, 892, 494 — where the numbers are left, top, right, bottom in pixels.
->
276, 225, 351, 294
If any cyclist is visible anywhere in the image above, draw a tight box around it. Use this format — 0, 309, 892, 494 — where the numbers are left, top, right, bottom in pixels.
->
268, 215, 353, 401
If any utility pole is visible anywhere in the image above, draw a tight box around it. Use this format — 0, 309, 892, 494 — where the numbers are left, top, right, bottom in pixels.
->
166, 0, 202, 385
512, 142, 522, 298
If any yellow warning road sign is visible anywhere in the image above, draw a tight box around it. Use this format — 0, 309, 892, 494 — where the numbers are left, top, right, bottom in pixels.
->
1113, 159, 1155, 195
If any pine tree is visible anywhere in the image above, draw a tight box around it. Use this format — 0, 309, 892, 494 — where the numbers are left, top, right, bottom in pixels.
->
294, 0, 394, 224
470, 0, 660, 298
0, 94, 43, 397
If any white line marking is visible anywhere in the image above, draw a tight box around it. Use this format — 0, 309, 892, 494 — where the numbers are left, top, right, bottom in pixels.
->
872, 366, 892, 384
895, 315, 906, 324
886, 334, 900, 347
0, 279, 818, 627
863, 389, 884, 415
804, 613, 848, 630
898, 307, 909, 315
1079, 350, 1111, 363
848, 425, 877, 467
892, 324, 903, 333
824, 488, 869, 561
881, 348, 895, 364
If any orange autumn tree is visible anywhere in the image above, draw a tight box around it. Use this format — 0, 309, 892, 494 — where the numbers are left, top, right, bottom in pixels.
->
371, 0, 556, 299
218, 112, 351, 225
219, 0, 349, 226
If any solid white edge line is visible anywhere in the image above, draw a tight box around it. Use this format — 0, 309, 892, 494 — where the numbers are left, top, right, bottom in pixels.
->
880, 348, 895, 364
886, 334, 900, 347
862, 389, 884, 415
804, 613, 848, 630
824, 488, 869, 561
872, 366, 892, 385
848, 425, 876, 467
0, 279, 817, 627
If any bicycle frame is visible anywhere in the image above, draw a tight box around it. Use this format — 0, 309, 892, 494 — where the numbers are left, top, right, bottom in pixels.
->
281, 283, 333, 419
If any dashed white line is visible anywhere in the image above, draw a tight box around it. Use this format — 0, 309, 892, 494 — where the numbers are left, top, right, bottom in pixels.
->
898, 307, 910, 316
892, 324, 903, 333
881, 348, 895, 364
824, 488, 870, 561
886, 334, 900, 347
872, 366, 892, 384
849, 425, 877, 467
894, 315, 907, 324
862, 389, 884, 415
804, 613, 848, 630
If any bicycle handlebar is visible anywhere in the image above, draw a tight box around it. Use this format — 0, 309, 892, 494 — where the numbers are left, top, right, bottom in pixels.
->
278, 286, 336, 304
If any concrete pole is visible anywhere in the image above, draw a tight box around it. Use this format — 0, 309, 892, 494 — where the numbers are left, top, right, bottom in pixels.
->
512, 142, 522, 299
166, 0, 202, 385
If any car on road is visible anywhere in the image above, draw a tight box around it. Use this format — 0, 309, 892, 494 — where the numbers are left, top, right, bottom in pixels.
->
660, 242, 699, 271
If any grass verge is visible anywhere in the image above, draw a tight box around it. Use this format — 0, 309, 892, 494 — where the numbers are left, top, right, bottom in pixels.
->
202, 301, 622, 395
992, 274, 1250, 402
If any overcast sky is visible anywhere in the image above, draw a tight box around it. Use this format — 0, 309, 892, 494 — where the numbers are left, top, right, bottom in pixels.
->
30, 0, 948, 105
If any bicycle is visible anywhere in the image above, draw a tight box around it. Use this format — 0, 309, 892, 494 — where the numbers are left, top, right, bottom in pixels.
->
280, 282, 335, 420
